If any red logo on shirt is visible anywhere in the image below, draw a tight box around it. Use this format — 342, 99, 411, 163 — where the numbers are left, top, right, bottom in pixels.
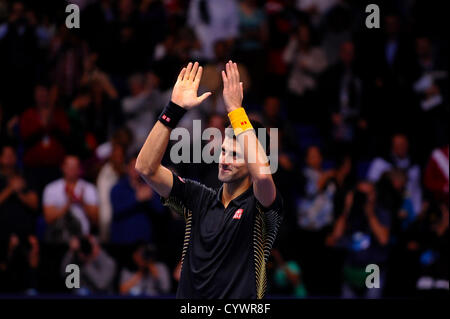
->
233, 208, 244, 219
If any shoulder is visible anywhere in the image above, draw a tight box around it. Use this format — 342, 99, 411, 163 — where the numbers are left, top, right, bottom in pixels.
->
44, 179, 64, 192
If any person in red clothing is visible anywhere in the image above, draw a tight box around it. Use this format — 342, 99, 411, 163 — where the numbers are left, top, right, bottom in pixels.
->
19, 84, 71, 191
424, 145, 449, 203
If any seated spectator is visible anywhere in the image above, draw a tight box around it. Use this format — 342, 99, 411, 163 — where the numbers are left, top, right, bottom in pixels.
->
0, 145, 39, 242
119, 244, 171, 296
283, 23, 328, 122
110, 156, 164, 244
326, 181, 391, 298
122, 73, 164, 154
367, 133, 422, 216
424, 145, 449, 203
61, 235, 116, 295
187, 0, 239, 61
297, 146, 336, 231
321, 41, 366, 149
97, 143, 126, 243
19, 83, 71, 192
43, 155, 99, 244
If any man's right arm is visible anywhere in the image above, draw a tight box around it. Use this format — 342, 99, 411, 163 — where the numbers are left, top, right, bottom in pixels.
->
135, 121, 173, 198
135, 62, 211, 199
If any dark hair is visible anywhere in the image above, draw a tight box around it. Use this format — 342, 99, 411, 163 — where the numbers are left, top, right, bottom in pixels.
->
225, 120, 271, 157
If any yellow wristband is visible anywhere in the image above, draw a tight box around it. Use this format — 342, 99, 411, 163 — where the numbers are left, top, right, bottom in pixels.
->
227, 107, 254, 136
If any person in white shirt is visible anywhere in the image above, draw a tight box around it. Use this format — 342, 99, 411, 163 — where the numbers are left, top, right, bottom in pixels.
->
367, 134, 422, 216
43, 155, 99, 243
187, 0, 240, 61
97, 143, 125, 243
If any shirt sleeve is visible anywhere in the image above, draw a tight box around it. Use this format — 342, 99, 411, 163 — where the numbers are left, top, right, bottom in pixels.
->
255, 188, 284, 217
161, 171, 214, 218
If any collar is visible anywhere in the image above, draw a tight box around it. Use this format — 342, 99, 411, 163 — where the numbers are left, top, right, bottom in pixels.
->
216, 183, 254, 207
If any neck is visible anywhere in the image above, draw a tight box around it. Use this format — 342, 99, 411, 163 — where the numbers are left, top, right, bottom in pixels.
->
222, 176, 252, 208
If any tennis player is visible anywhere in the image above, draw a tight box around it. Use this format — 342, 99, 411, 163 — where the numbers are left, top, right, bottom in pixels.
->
135, 61, 283, 299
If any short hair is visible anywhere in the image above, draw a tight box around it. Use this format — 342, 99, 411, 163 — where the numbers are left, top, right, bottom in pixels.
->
225, 120, 271, 157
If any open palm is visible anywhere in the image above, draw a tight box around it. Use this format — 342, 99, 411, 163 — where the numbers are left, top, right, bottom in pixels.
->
171, 62, 211, 109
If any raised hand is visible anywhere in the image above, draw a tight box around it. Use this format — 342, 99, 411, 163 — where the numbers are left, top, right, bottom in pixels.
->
222, 60, 244, 112
171, 62, 211, 109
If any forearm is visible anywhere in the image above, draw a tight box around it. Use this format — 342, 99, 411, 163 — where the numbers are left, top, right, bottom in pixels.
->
136, 121, 171, 176
17, 192, 39, 210
237, 129, 276, 206
44, 204, 69, 223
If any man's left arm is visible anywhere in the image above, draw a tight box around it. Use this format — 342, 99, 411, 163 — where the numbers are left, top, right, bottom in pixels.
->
222, 61, 276, 208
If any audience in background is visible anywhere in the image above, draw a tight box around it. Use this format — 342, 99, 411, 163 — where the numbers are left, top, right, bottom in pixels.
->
0, 0, 447, 298
43, 155, 99, 244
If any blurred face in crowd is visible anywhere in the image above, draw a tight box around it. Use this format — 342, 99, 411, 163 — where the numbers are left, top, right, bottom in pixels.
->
10, 1, 25, 22
416, 37, 432, 59
264, 96, 281, 120
385, 15, 400, 37
297, 25, 310, 46
218, 135, 250, 183
389, 169, 407, 192
306, 146, 322, 170
34, 85, 49, 109
62, 156, 81, 182
110, 144, 125, 173
214, 40, 229, 62
340, 41, 354, 66
392, 134, 409, 159
129, 74, 145, 96
119, 0, 134, 17
0, 146, 17, 170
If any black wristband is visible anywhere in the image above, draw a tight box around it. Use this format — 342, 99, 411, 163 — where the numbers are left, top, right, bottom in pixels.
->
158, 101, 187, 129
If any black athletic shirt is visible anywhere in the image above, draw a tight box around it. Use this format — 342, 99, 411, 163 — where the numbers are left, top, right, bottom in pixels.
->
162, 172, 283, 299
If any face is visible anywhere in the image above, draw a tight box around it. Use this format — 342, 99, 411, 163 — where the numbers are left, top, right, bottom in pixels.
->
306, 146, 322, 170
62, 156, 81, 181
297, 25, 310, 44
264, 97, 280, 119
0, 147, 17, 169
392, 135, 409, 158
340, 42, 354, 65
218, 135, 249, 183
34, 85, 49, 108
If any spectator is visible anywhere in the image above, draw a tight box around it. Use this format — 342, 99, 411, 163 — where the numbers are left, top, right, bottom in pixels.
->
110, 156, 164, 244
283, 23, 327, 122
200, 39, 251, 115
43, 155, 99, 243
187, 0, 239, 61
97, 143, 126, 243
121, 73, 164, 154
297, 146, 336, 231
119, 243, 171, 296
269, 249, 307, 298
295, 145, 336, 296
61, 235, 116, 295
326, 181, 391, 298
367, 133, 422, 216
19, 83, 70, 191
424, 145, 449, 203
321, 41, 367, 154
0, 145, 39, 242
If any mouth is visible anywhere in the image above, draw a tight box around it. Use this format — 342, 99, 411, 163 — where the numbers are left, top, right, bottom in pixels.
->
220, 164, 232, 173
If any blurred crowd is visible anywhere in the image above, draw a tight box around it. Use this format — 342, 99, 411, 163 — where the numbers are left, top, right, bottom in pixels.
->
0, 0, 448, 298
